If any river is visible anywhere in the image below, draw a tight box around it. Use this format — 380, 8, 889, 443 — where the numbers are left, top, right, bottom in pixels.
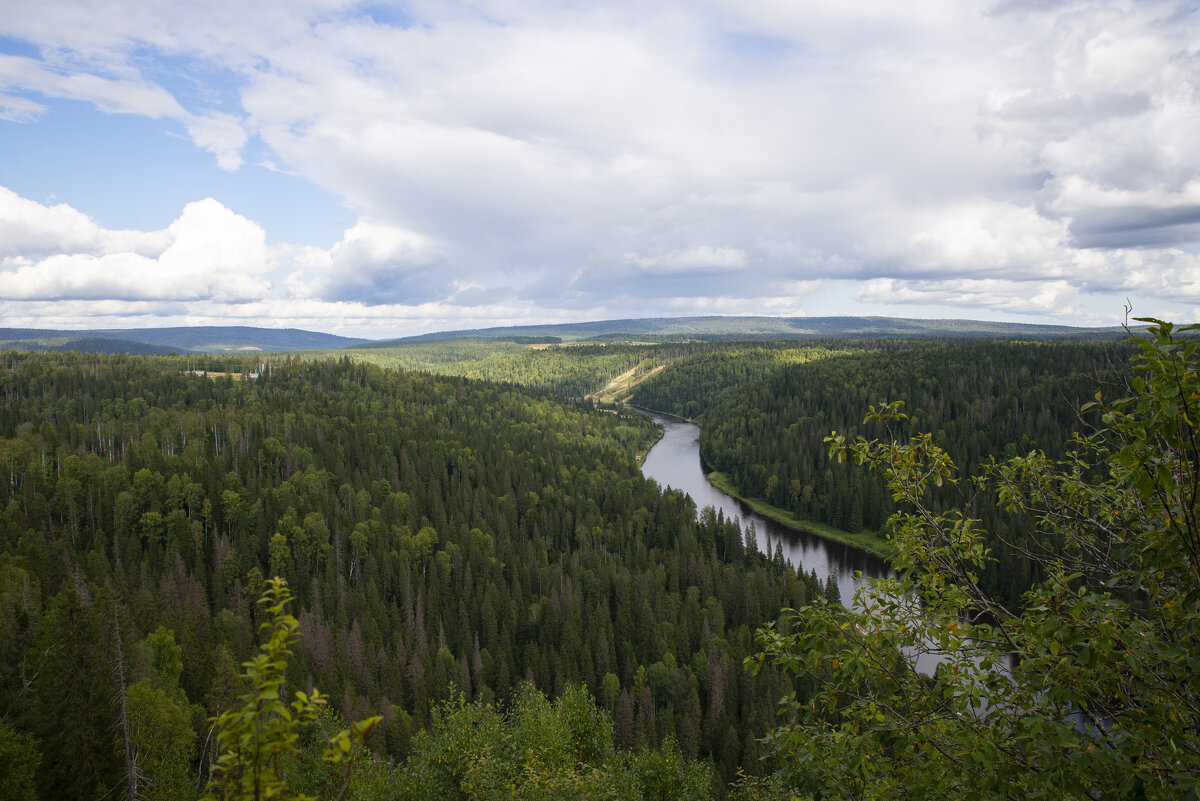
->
640, 412, 888, 605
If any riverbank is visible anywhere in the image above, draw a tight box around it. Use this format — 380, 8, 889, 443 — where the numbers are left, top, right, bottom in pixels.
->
635, 421, 664, 466
626, 404, 692, 423
706, 471, 893, 560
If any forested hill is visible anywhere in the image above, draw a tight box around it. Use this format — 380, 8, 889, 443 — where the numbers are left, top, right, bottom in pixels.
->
0, 317, 1133, 360
0, 325, 367, 353
0, 352, 818, 799
373, 315, 1128, 343
335, 339, 722, 398
632, 339, 1132, 606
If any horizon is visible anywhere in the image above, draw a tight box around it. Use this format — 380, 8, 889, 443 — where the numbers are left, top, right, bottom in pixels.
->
2, 1, 1199, 338
0, 311, 1143, 345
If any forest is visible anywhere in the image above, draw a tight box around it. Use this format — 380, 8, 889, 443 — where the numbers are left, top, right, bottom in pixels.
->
0, 351, 820, 800
322, 338, 738, 399
0, 329, 1187, 800
631, 338, 1131, 606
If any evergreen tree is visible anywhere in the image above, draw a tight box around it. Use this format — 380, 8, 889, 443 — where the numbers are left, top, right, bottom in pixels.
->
31, 586, 121, 801
752, 321, 1200, 799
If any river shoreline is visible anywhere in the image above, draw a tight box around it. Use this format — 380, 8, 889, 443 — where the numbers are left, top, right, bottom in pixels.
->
632, 404, 892, 561
637, 409, 889, 604
704, 471, 892, 560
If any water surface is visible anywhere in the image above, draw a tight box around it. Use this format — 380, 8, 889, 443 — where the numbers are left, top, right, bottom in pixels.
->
640, 412, 888, 604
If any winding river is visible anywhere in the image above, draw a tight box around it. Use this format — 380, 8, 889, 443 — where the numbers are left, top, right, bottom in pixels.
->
640, 412, 889, 605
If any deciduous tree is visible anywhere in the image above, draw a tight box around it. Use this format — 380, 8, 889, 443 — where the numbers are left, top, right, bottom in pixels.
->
751, 320, 1200, 800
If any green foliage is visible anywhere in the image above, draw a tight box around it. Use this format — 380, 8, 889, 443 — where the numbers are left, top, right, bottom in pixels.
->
30, 586, 121, 801
750, 320, 1200, 800
395, 684, 714, 800
127, 625, 199, 801
648, 339, 1128, 606
332, 339, 682, 398
204, 577, 380, 801
128, 678, 197, 801
0, 719, 39, 801
0, 350, 813, 792
144, 624, 186, 688
631, 342, 849, 421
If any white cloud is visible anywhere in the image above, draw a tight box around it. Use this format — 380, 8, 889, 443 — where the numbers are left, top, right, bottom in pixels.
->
0, 186, 168, 258
0, 0, 1198, 329
855, 277, 1080, 315
0, 52, 249, 171
0, 53, 184, 117
287, 219, 445, 304
629, 246, 750, 273
0, 91, 45, 122
0, 192, 271, 301
184, 111, 249, 171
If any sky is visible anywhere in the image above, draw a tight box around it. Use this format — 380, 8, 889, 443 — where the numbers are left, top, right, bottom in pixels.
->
0, 0, 1198, 338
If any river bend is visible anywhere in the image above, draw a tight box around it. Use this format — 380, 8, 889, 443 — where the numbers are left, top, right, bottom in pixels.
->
640, 412, 888, 605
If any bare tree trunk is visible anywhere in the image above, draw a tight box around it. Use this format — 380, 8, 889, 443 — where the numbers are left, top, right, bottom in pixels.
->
113, 605, 140, 801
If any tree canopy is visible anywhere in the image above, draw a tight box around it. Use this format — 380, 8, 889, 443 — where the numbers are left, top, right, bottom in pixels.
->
751, 320, 1200, 800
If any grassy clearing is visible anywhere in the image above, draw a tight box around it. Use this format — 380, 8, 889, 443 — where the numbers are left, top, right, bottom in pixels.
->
706, 471, 892, 560
589, 363, 666, 405
185, 370, 255, 380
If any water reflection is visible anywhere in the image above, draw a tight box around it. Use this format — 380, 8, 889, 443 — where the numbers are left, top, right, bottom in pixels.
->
640, 412, 889, 605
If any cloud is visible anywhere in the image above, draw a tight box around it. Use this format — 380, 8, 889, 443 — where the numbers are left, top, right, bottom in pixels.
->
0, 186, 168, 258
628, 246, 750, 273
0, 52, 249, 171
0, 91, 46, 122
0, 0, 1198, 330
0, 192, 270, 301
855, 277, 1080, 315
184, 111, 249, 171
979, 1, 1200, 251
854, 245, 1200, 315
287, 219, 446, 305
1068, 205, 1200, 249
859, 200, 1072, 279
0, 53, 184, 117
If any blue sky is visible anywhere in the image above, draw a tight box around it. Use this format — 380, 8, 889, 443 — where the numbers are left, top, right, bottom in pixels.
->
1, 1, 1198, 337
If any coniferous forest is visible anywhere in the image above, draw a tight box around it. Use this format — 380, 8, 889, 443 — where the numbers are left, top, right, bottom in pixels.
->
1, 330, 1194, 801
632, 339, 1131, 607
0, 351, 816, 799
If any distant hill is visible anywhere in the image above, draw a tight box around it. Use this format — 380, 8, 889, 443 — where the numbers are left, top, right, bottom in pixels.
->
361, 315, 1133, 345
0, 316, 1145, 357
0, 326, 368, 353
0, 336, 183, 355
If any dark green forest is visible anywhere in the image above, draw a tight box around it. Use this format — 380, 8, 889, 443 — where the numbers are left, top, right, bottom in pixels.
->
632, 339, 1131, 605
0, 333, 1164, 800
0, 352, 818, 800
330, 339, 728, 399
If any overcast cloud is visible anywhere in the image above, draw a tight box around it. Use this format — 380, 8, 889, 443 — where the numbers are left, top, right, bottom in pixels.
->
0, 0, 1198, 335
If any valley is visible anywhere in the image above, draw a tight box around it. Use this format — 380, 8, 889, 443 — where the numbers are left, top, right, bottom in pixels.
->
0, 319, 1194, 801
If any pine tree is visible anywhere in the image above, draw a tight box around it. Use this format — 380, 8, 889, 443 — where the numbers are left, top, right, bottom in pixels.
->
31, 586, 121, 801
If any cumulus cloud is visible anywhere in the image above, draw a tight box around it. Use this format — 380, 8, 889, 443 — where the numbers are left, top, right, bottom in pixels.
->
0, 186, 168, 258
0, 0, 1198, 329
287, 219, 446, 305
0, 192, 271, 301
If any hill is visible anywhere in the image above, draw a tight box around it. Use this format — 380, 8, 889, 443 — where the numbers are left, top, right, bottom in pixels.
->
365, 315, 1131, 345
0, 335, 183, 355
0, 325, 367, 353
